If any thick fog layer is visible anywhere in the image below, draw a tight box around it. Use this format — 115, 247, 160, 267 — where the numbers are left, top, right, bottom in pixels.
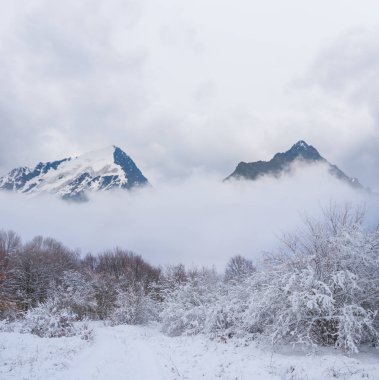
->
0, 163, 374, 269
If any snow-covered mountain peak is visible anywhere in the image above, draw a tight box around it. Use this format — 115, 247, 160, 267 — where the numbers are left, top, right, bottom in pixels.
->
292, 140, 309, 150
0, 146, 149, 200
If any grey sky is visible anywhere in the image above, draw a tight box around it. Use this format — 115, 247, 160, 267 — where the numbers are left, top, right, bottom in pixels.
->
1, 0, 379, 188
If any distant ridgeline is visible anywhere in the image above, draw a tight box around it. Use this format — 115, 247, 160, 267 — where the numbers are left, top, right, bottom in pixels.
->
0, 146, 149, 201
225, 140, 364, 190
0, 140, 367, 201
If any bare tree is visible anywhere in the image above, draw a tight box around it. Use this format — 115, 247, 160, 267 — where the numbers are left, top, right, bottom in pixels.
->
0, 230, 21, 316
224, 255, 256, 282
7, 236, 78, 311
91, 248, 160, 290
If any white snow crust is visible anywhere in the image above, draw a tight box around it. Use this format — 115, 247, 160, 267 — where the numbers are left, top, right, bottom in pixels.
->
1, 322, 378, 380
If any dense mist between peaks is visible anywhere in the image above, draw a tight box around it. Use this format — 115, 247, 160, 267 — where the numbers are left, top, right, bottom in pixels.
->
0, 162, 373, 269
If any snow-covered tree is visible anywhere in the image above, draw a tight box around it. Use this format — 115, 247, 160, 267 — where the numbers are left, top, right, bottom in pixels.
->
0, 230, 21, 317
224, 255, 256, 283
54, 270, 97, 320
90, 273, 118, 320
110, 282, 159, 325
160, 268, 221, 336
242, 206, 379, 352
6, 236, 78, 311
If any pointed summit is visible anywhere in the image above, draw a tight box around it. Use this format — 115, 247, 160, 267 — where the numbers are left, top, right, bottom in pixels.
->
113, 146, 148, 189
292, 140, 309, 149
0, 145, 149, 200
224, 141, 363, 190
289, 140, 320, 156
274, 140, 322, 162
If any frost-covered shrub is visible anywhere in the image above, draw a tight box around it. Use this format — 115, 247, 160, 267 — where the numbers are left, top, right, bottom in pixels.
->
203, 280, 252, 337
159, 207, 379, 352
110, 284, 159, 325
161, 269, 221, 336
56, 270, 97, 320
241, 268, 377, 352
242, 207, 379, 352
21, 299, 79, 338
0, 318, 17, 332
77, 321, 95, 341
335, 305, 377, 352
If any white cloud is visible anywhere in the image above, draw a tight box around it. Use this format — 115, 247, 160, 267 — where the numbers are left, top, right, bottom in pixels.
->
293, 27, 379, 190
1, 1, 379, 185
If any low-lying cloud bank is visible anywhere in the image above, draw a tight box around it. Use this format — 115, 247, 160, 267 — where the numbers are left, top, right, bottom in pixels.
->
0, 163, 376, 269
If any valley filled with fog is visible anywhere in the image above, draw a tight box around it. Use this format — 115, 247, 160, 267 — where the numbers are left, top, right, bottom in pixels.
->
0, 162, 373, 268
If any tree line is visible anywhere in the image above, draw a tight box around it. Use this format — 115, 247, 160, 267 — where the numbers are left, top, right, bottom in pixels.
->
0, 205, 378, 352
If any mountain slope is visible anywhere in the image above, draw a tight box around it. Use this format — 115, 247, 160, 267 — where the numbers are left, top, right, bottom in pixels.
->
225, 140, 363, 189
0, 146, 149, 200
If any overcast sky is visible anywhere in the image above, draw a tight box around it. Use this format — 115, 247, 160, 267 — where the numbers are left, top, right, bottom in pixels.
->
1, 0, 379, 189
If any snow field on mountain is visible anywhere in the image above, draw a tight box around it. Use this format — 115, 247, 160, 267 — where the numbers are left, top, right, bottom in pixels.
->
1, 323, 378, 380
41, 147, 127, 193
0, 145, 149, 198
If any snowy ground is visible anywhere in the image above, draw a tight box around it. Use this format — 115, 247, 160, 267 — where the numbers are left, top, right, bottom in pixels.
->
1, 323, 378, 380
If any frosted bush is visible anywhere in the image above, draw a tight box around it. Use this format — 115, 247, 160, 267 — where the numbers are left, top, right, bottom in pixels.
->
241, 207, 379, 352
21, 299, 79, 338
203, 282, 250, 337
159, 207, 379, 352
161, 269, 221, 336
57, 270, 97, 319
110, 284, 158, 325
335, 305, 377, 353
0, 318, 17, 332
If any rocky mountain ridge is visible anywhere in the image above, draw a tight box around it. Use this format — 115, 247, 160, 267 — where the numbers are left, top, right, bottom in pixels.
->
0, 146, 149, 200
225, 140, 363, 189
